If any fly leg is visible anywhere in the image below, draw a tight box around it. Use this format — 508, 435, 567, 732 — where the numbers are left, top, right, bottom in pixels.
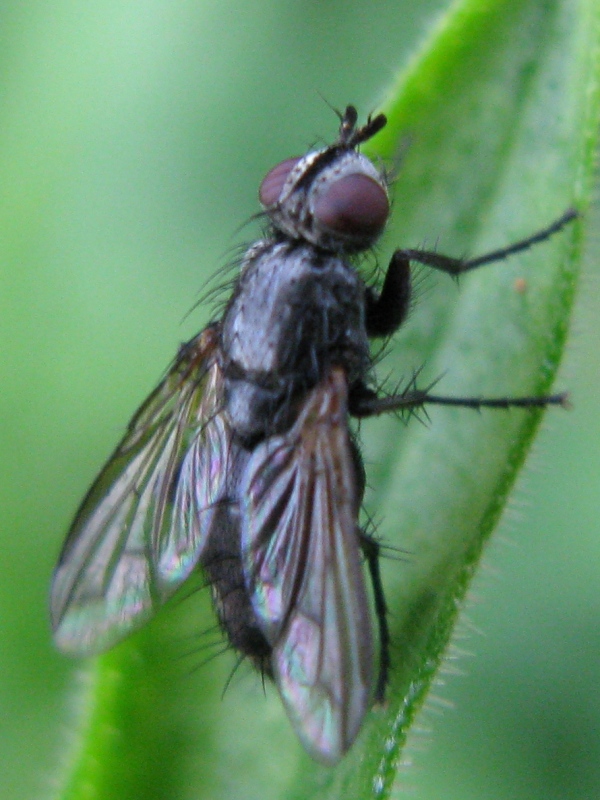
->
365, 251, 411, 338
359, 531, 390, 703
350, 372, 568, 701
391, 208, 577, 278
350, 382, 569, 418
364, 208, 577, 339
361, 208, 576, 411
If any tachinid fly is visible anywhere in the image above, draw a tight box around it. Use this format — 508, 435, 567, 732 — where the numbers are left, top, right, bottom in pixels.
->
51, 106, 573, 764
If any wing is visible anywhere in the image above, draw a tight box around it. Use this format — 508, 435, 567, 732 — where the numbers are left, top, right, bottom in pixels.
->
50, 325, 231, 655
241, 368, 374, 764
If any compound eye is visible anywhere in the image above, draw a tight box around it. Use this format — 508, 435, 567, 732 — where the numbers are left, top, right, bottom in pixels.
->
313, 173, 389, 240
259, 157, 302, 207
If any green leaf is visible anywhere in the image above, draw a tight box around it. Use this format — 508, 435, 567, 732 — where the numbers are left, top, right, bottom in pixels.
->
49, 0, 600, 799
325, 0, 599, 797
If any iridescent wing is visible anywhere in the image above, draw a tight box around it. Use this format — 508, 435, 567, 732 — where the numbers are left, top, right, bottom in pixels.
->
50, 325, 231, 655
240, 368, 374, 764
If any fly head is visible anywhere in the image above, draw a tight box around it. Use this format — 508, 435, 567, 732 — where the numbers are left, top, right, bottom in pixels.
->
259, 106, 390, 253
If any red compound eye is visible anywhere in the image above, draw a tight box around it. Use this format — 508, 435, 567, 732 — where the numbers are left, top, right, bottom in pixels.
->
313, 173, 389, 239
259, 157, 302, 207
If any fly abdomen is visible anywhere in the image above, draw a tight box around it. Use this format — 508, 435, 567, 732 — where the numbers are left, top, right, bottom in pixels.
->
199, 451, 273, 676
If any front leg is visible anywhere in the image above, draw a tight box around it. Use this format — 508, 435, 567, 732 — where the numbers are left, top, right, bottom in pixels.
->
365, 209, 576, 339
365, 251, 412, 338
395, 208, 577, 276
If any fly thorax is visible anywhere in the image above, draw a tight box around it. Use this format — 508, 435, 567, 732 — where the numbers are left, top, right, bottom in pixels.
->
220, 241, 369, 443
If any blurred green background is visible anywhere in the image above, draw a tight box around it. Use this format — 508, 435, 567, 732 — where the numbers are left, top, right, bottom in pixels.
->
1, 1, 598, 798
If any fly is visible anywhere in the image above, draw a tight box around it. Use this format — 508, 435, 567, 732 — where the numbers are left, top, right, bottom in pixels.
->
50, 106, 574, 764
